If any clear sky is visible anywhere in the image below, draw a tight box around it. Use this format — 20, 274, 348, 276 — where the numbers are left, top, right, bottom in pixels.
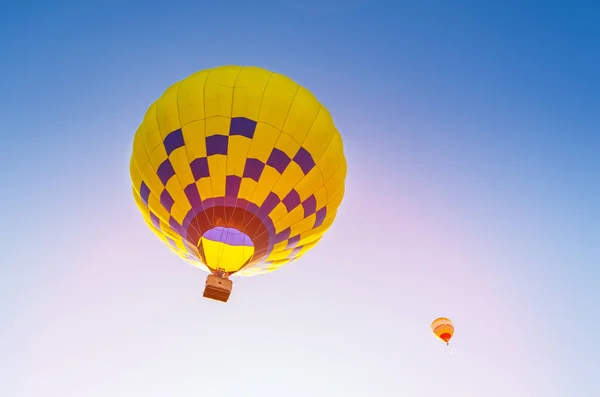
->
1, 1, 598, 396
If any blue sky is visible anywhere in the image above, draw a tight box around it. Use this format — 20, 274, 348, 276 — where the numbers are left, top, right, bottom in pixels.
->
1, 1, 598, 396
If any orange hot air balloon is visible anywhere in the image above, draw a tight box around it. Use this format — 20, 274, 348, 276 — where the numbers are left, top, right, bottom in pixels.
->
431, 317, 454, 345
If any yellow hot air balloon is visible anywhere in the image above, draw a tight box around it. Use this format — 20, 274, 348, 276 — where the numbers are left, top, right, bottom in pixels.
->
129, 65, 346, 303
431, 317, 454, 345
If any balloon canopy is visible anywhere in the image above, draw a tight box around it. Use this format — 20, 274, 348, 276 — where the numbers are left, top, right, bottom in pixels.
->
129, 65, 347, 302
431, 317, 455, 344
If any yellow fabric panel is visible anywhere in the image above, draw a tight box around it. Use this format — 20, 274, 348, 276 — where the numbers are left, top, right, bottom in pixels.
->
181, 120, 207, 161
288, 249, 305, 260
148, 144, 169, 171
250, 166, 280, 206
271, 240, 289, 252
177, 70, 210, 125
144, 198, 170, 229
236, 246, 255, 270
142, 151, 191, 230
131, 130, 150, 168
317, 214, 337, 234
273, 205, 305, 232
139, 102, 164, 154
274, 133, 301, 157
155, 218, 179, 242
165, 177, 191, 213
273, 161, 304, 200
130, 158, 144, 196
294, 167, 325, 201
162, 213, 191, 241
168, 235, 186, 252
130, 158, 146, 187
258, 73, 299, 130
281, 86, 322, 143
298, 237, 322, 251
133, 187, 150, 217
166, 205, 188, 227
266, 248, 294, 261
271, 162, 304, 200
289, 213, 317, 237
301, 107, 335, 161
246, 122, 280, 162
317, 132, 344, 182
227, 136, 252, 176
260, 164, 282, 187
205, 116, 230, 137
141, 217, 165, 240
132, 130, 150, 171
200, 238, 254, 272
168, 147, 195, 188
172, 237, 188, 252
272, 258, 292, 266
203, 66, 242, 119
324, 159, 346, 202
326, 189, 345, 214
298, 216, 335, 246
287, 248, 307, 261
231, 67, 273, 120
299, 237, 321, 254
266, 260, 289, 272
207, 154, 227, 197
297, 229, 325, 248
312, 186, 328, 211
291, 212, 330, 239
155, 82, 182, 137
238, 178, 257, 202
196, 178, 213, 201
146, 220, 166, 240
141, 162, 165, 200
267, 203, 288, 229
317, 214, 337, 233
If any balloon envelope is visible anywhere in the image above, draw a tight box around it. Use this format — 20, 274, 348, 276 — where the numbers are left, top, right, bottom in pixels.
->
431, 317, 454, 344
130, 65, 347, 278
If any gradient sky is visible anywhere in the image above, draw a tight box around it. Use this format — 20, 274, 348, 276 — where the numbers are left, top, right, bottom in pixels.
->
1, 1, 599, 396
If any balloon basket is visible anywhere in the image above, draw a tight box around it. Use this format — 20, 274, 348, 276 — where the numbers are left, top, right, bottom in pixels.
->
203, 274, 233, 303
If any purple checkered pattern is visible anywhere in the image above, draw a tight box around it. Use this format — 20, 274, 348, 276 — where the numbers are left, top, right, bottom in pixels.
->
140, 116, 330, 262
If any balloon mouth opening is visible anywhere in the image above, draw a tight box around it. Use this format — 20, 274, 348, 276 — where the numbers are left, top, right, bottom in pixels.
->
198, 226, 256, 274
200, 226, 254, 248
440, 333, 452, 343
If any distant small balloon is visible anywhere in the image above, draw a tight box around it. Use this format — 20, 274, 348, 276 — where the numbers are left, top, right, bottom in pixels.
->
431, 317, 454, 345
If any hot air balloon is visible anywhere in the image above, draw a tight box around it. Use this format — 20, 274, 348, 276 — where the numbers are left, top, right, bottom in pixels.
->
129, 65, 346, 303
431, 317, 454, 345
